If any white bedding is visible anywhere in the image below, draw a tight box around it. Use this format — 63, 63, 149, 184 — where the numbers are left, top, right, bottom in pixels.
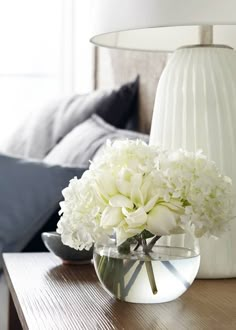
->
0, 274, 9, 330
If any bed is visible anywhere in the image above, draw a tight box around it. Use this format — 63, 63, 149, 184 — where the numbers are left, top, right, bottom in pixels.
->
0, 48, 166, 330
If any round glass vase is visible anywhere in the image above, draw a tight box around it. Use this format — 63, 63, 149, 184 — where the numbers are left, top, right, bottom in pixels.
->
93, 233, 200, 304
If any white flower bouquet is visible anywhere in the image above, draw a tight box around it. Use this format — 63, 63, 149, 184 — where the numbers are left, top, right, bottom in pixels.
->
58, 139, 233, 248
57, 139, 234, 300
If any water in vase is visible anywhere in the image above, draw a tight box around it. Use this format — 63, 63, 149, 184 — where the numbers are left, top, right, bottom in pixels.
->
94, 245, 200, 303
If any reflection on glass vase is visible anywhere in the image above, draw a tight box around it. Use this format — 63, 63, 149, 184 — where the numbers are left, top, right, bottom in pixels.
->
93, 234, 200, 304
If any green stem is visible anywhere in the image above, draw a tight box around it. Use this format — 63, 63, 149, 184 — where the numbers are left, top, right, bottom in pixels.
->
97, 255, 107, 277
133, 240, 141, 251
147, 235, 161, 251
118, 241, 131, 254
118, 259, 125, 299
112, 235, 161, 298
142, 236, 158, 295
144, 259, 158, 295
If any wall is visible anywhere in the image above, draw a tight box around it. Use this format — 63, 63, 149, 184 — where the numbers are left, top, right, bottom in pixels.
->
96, 48, 167, 133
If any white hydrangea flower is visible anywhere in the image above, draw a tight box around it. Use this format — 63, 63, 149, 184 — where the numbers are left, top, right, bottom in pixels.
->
158, 149, 234, 237
57, 140, 234, 250
57, 173, 110, 250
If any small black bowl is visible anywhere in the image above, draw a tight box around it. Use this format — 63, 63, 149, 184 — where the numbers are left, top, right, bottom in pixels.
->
41, 231, 93, 264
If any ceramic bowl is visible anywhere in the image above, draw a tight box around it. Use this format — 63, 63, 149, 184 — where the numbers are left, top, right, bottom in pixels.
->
41, 231, 93, 264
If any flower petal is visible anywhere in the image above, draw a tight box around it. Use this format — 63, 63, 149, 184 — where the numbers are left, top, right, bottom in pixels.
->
116, 168, 133, 196
95, 172, 117, 199
101, 206, 123, 229
140, 173, 153, 202
130, 174, 143, 204
161, 199, 184, 214
144, 195, 159, 213
123, 207, 147, 228
147, 205, 179, 235
131, 187, 144, 207
109, 195, 133, 209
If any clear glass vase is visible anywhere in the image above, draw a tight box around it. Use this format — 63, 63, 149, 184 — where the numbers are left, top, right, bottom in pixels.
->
93, 234, 200, 303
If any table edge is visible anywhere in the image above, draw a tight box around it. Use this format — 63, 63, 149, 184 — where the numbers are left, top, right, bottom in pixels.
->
3, 253, 28, 330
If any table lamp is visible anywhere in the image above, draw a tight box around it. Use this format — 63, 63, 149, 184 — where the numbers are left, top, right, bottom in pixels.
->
90, 0, 236, 278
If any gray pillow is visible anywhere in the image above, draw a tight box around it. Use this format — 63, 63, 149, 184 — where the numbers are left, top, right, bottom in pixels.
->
44, 114, 149, 167
2, 78, 139, 159
0, 154, 86, 270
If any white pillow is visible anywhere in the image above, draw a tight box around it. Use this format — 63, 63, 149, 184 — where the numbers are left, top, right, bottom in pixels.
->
2, 79, 139, 159
44, 114, 149, 167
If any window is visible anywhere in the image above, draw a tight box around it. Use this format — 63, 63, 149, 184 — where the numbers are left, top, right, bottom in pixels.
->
0, 0, 94, 144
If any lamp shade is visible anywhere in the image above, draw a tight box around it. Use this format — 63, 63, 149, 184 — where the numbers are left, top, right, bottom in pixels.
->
90, 0, 236, 51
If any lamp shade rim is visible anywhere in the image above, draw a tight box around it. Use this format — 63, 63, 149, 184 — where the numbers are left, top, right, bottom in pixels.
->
90, 26, 236, 52
90, 0, 236, 51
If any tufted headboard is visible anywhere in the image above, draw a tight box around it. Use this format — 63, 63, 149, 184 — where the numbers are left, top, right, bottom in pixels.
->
94, 47, 168, 134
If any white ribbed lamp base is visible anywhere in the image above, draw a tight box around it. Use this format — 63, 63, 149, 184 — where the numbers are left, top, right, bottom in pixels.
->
150, 45, 236, 278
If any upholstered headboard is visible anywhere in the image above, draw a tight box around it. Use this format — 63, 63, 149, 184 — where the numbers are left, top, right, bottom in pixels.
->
95, 48, 168, 133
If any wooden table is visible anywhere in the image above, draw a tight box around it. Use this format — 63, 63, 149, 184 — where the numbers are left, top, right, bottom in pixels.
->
3, 253, 236, 330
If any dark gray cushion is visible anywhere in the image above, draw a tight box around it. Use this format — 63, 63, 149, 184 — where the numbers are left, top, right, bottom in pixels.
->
0, 154, 86, 270
3, 78, 139, 159
44, 114, 149, 167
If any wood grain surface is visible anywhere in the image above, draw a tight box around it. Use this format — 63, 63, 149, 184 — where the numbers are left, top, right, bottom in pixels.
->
3, 253, 236, 330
